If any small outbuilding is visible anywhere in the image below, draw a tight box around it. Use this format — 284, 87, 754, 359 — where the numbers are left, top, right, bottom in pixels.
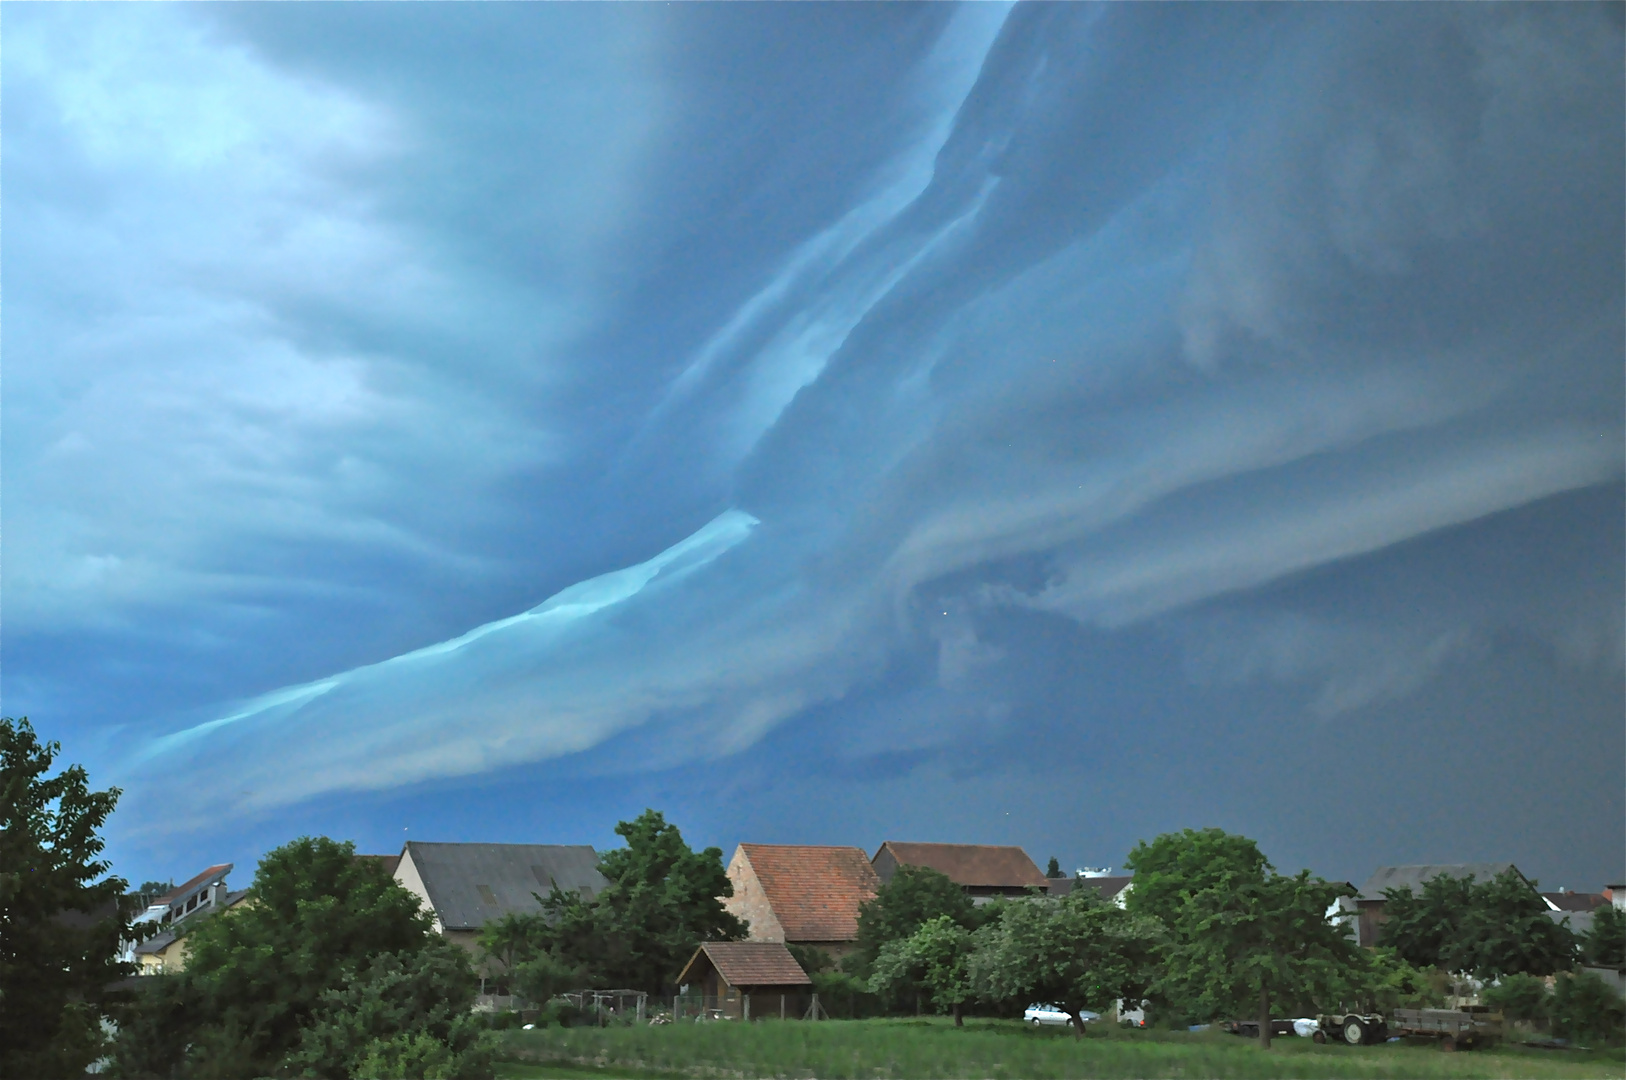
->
676, 941, 812, 1020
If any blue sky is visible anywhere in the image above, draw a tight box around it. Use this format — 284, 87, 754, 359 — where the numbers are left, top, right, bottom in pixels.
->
4, 3, 1622, 893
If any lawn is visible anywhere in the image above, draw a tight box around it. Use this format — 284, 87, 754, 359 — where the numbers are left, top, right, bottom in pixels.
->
493, 1017, 1626, 1079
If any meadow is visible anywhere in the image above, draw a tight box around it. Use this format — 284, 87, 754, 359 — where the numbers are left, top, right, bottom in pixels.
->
493, 1017, 1626, 1080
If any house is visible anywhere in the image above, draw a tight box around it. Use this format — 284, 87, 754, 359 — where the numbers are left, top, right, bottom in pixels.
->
1602, 883, 1625, 911
392, 841, 607, 954
676, 941, 812, 1020
130, 863, 234, 931
722, 844, 879, 961
872, 841, 1048, 902
1353, 863, 1525, 948
133, 889, 251, 974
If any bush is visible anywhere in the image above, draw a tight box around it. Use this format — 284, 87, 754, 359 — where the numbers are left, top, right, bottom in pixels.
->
1551, 969, 1625, 1046
285, 939, 492, 1079
1483, 972, 1550, 1028
810, 970, 884, 1019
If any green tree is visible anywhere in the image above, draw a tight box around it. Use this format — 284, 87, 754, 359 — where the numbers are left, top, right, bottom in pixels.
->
111, 835, 440, 1078
1336, 947, 1445, 1014
542, 809, 744, 992
1582, 905, 1625, 968
1122, 827, 1271, 1022
1551, 969, 1626, 1046
1, 717, 139, 1079
1160, 864, 1359, 1049
868, 915, 976, 1025
1123, 828, 1270, 927
847, 865, 976, 981
1483, 972, 1551, 1030
285, 938, 493, 1080
1380, 870, 1575, 977
971, 890, 1162, 1039
1045, 857, 1063, 878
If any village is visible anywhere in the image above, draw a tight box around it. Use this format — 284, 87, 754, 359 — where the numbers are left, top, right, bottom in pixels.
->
128, 834, 1626, 1027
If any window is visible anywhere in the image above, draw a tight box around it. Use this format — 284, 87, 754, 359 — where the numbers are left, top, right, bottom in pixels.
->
477, 884, 499, 906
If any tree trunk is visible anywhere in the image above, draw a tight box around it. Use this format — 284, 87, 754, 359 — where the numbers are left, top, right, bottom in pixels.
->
953, 1002, 963, 1027
1068, 1007, 1086, 1040
1257, 985, 1271, 1050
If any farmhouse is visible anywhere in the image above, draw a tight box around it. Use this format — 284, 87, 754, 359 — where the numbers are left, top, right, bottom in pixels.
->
393, 841, 607, 954
872, 841, 1048, 902
723, 843, 879, 961
676, 941, 812, 1020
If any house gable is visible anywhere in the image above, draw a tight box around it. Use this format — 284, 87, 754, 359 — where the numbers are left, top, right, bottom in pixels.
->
725, 844, 878, 948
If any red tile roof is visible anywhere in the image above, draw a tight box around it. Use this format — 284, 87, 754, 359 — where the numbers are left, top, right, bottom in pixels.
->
877, 842, 1047, 890
678, 941, 811, 988
741, 844, 879, 943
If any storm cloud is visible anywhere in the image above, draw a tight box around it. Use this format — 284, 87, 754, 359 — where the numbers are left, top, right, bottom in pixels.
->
4, 4, 1620, 882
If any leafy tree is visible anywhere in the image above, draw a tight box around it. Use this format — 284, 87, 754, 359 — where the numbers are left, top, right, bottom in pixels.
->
183, 836, 436, 1073
285, 938, 493, 1080
1551, 969, 1625, 1046
1045, 857, 1063, 879
1582, 905, 1625, 968
1, 717, 139, 1079
847, 865, 976, 981
1335, 947, 1444, 1014
1380, 869, 1575, 977
477, 911, 550, 990
110, 835, 443, 1078
1483, 972, 1551, 1029
1123, 828, 1270, 928
869, 915, 976, 1025
1160, 863, 1359, 1049
539, 810, 744, 993
971, 890, 1162, 1038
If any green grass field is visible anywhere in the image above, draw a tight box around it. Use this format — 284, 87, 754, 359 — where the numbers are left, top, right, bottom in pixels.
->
493, 1017, 1626, 1079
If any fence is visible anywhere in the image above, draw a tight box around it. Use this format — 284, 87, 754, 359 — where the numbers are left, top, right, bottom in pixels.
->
561, 989, 648, 1025
673, 992, 826, 1022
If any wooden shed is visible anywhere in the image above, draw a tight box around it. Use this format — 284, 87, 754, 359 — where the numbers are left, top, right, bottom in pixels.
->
676, 941, 812, 1020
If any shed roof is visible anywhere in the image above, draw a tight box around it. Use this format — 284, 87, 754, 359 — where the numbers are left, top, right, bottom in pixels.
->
1357, 863, 1521, 901
677, 941, 811, 989
876, 842, 1047, 890
403, 841, 606, 931
739, 844, 878, 942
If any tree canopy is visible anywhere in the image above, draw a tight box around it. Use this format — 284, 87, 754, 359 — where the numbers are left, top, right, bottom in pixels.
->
109, 834, 489, 1079
1582, 904, 1625, 968
868, 915, 976, 1025
1, 716, 137, 1079
848, 865, 977, 980
1379, 869, 1575, 977
486, 809, 744, 995
971, 890, 1162, 1038
1161, 866, 1360, 1047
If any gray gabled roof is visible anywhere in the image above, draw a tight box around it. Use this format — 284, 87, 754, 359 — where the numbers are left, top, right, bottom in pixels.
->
1358, 863, 1521, 902
403, 841, 607, 931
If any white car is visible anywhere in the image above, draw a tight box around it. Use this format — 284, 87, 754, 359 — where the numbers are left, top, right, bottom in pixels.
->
1023, 1003, 1101, 1026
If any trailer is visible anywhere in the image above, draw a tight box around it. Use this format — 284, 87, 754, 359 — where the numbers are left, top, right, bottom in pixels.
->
1387, 1007, 1502, 1051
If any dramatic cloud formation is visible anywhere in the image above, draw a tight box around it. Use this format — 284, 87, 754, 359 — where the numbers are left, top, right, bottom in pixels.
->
4, 4, 1620, 882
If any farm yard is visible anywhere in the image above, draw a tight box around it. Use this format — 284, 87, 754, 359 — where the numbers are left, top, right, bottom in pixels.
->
491, 1017, 1626, 1080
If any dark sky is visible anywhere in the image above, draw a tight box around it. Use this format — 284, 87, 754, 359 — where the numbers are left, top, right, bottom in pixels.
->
4, 3, 1621, 893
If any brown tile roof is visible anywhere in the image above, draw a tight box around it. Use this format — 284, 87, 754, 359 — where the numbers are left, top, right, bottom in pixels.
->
878, 842, 1047, 890
678, 941, 811, 988
741, 844, 879, 943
